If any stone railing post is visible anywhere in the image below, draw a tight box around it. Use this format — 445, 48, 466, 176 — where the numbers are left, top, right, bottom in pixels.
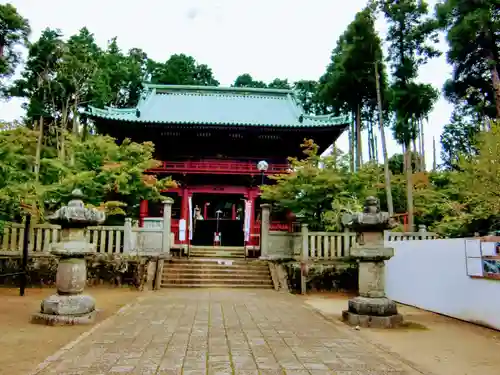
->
301, 223, 309, 261
259, 203, 271, 259
123, 218, 132, 253
300, 223, 309, 295
162, 198, 173, 257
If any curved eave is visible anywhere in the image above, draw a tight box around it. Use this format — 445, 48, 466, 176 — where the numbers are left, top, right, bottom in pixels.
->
84, 113, 350, 128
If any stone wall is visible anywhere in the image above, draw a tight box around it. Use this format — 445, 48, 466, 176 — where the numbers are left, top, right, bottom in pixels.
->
0, 254, 157, 290
282, 261, 358, 294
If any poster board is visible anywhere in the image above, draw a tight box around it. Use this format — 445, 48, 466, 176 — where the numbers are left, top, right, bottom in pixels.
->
464, 239, 483, 277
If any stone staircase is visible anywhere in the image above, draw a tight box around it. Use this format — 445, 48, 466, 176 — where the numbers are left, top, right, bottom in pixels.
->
188, 246, 246, 258
161, 258, 273, 288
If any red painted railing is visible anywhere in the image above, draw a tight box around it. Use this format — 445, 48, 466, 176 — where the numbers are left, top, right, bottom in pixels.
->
147, 160, 290, 175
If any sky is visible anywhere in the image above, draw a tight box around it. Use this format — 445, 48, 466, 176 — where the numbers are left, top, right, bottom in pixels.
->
0, 0, 453, 166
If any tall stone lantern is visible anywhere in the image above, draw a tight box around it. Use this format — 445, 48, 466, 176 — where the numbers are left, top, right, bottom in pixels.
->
32, 189, 105, 325
341, 196, 403, 328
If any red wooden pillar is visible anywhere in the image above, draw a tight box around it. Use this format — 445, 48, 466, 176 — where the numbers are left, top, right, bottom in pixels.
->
204, 202, 209, 219
231, 204, 236, 220
139, 200, 149, 227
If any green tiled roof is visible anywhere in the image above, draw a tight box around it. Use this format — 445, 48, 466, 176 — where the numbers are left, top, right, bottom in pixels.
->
86, 83, 350, 128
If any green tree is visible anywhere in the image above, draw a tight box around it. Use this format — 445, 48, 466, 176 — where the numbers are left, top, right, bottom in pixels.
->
381, 0, 440, 230
0, 3, 30, 84
293, 80, 325, 115
436, 0, 500, 119
440, 104, 481, 169
232, 73, 267, 88
0, 127, 175, 223
319, 6, 389, 171
151, 54, 219, 86
268, 78, 291, 89
261, 140, 350, 230
10, 28, 65, 179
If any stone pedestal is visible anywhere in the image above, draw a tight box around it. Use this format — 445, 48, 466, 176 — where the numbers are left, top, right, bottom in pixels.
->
341, 197, 403, 328
32, 189, 104, 326
342, 245, 403, 328
259, 204, 271, 259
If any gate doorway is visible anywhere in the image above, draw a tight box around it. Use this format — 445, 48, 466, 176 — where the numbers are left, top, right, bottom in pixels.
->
191, 193, 245, 246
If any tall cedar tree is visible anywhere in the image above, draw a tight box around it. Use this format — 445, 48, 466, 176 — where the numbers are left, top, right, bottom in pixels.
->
0, 3, 30, 84
381, 0, 440, 230
436, 0, 500, 119
319, 6, 389, 170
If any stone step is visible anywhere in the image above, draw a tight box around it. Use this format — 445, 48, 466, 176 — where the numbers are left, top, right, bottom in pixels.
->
163, 268, 270, 275
161, 283, 273, 289
161, 258, 272, 289
164, 262, 268, 268
167, 258, 266, 265
162, 273, 271, 280
161, 278, 273, 286
189, 253, 246, 259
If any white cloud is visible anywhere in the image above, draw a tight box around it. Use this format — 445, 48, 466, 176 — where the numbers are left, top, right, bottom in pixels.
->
0, 0, 452, 165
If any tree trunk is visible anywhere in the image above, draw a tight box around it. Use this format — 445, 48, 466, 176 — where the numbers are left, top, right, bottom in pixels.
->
34, 116, 44, 182
356, 104, 362, 169
405, 146, 414, 231
367, 118, 373, 161
370, 117, 376, 162
420, 119, 426, 171
349, 115, 355, 172
432, 136, 437, 171
412, 137, 419, 172
375, 61, 394, 215
489, 60, 500, 119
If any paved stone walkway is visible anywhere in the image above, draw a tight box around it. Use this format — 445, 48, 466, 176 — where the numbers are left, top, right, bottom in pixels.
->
33, 289, 422, 375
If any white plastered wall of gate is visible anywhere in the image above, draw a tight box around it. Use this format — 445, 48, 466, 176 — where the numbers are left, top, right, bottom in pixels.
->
385, 238, 500, 330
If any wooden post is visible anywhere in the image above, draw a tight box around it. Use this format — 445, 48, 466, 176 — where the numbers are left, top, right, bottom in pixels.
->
301, 223, 309, 295
20, 215, 31, 296
162, 198, 173, 257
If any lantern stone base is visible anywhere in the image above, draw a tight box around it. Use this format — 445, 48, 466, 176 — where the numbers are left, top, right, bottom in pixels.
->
342, 296, 403, 328
31, 294, 96, 326
31, 310, 96, 326
40, 294, 95, 316
342, 310, 403, 328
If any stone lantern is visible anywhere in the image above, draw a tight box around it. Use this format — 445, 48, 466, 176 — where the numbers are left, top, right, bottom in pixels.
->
341, 196, 403, 328
32, 189, 105, 325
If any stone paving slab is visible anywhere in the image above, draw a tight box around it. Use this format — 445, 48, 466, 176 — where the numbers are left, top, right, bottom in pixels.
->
31, 289, 423, 375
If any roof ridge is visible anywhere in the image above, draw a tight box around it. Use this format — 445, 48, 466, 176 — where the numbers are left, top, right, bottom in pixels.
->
143, 83, 292, 96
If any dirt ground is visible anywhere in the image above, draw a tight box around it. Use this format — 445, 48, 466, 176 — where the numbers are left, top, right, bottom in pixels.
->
0, 287, 142, 375
304, 292, 500, 375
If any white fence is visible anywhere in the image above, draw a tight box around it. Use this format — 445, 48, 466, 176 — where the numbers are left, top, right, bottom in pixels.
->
384, 230, 438, 241
305, 231, 357, 259
0, 219, 172, 255
385, 238, 500, 331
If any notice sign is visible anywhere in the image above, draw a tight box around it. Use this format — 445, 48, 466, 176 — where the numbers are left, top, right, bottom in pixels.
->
465, 239, 483, 277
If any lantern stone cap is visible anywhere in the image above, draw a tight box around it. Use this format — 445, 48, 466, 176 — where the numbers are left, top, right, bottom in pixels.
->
342, 196, 396, 232
48, 189, 106, 228
162, 197, 174, 204
260, 203, 272, 208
